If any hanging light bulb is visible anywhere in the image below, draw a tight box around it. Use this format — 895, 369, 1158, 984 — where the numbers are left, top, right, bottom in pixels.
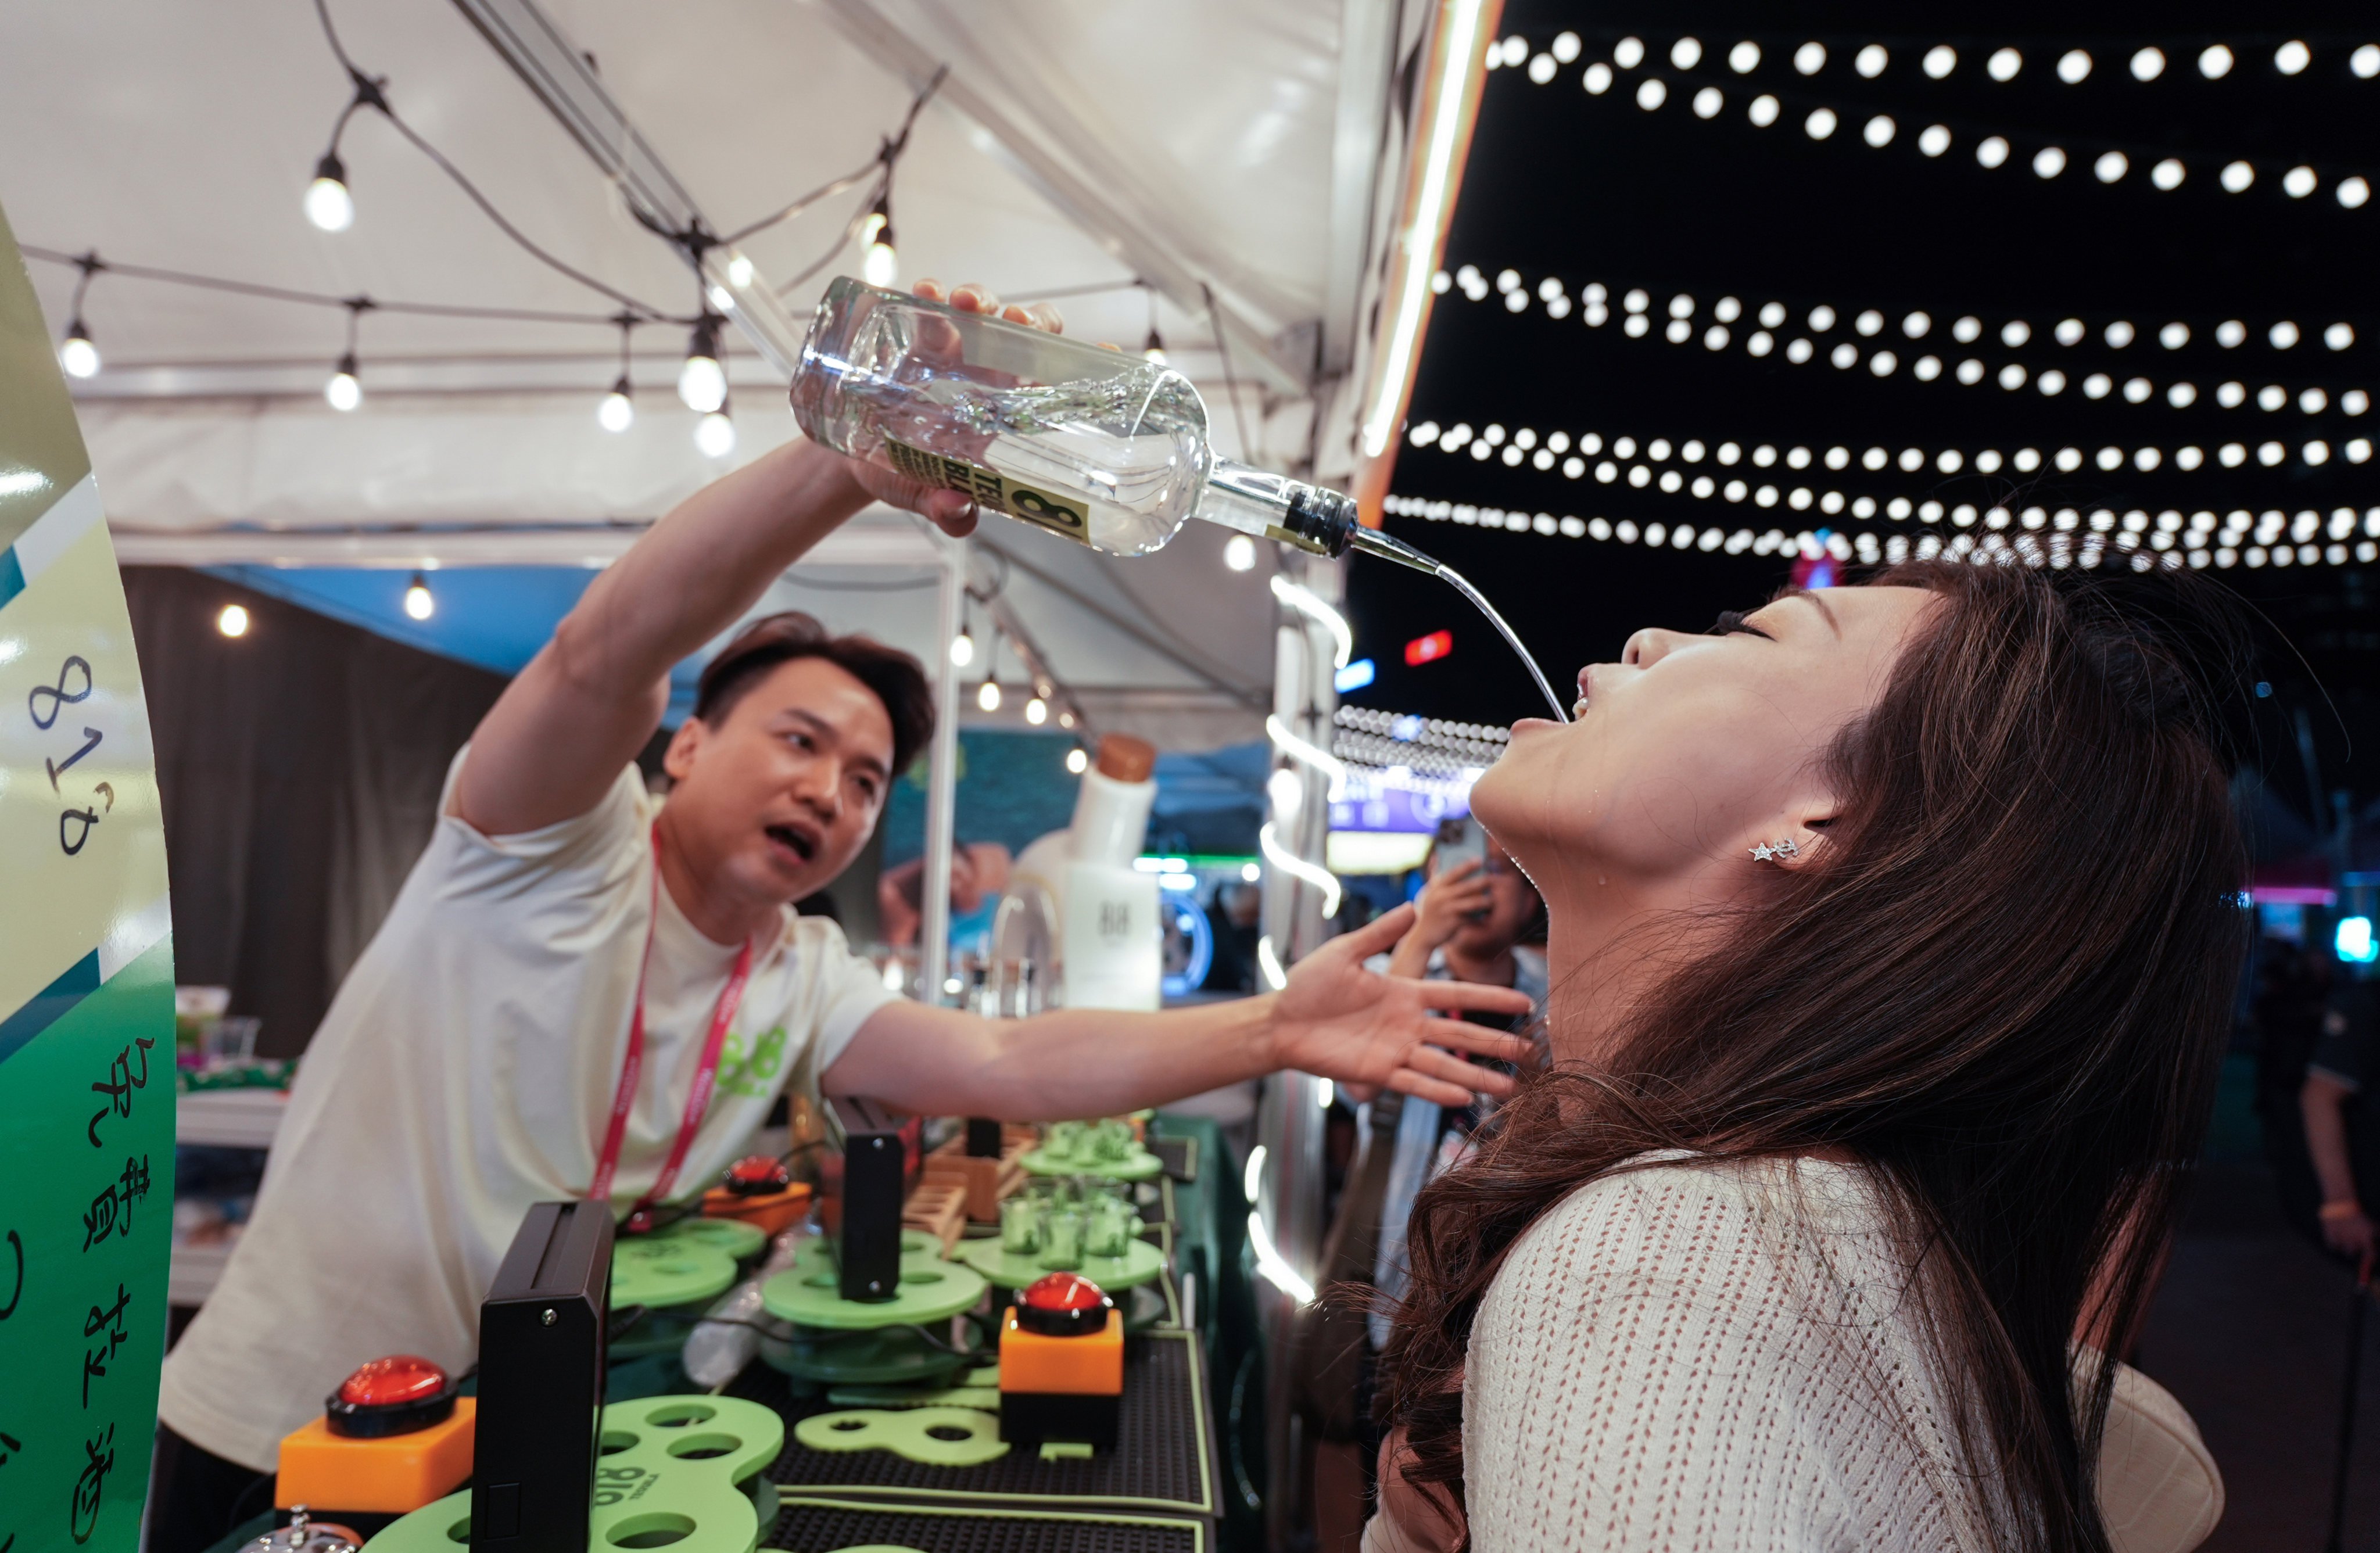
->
949, 626, 976, 667
216, 603, 251, 638
598, 313, 637, 432
725, 250, 755, 289
1066, 746, 1089, 774
59, 318, 99, 379
597, 376, 635, 433
306, 152, 356, 232
1222, 534, 1258, 572
1142, 329, 1167, 364
403, 572, 435, 621
1025, 695, 1049, 725
977, 674, 1002, 712
861, 194, 898, 288
678, 318, 726, 413
325, 352, 362, 412
696, 401, 737, 458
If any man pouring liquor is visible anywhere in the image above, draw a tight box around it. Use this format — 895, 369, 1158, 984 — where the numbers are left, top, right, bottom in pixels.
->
150, 284, 1529, 1546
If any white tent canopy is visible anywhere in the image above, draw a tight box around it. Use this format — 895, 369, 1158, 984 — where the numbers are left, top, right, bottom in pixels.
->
2, 0, 1421, 747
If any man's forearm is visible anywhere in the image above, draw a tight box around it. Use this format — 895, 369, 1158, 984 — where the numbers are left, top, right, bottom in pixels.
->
453, 437, 872, 833
833, 998, 1284, 1120
555, 437, 869, 697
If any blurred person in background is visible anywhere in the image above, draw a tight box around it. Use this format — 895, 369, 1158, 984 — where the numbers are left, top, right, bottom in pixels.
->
1301, 841, 1548, 1550
2303, 971, 2379, 1266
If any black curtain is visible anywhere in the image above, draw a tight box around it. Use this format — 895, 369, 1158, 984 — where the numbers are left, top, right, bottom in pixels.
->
123, 568, 507, 1058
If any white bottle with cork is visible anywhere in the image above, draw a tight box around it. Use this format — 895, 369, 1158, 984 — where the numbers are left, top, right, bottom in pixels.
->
1005, 734, 1163, 1012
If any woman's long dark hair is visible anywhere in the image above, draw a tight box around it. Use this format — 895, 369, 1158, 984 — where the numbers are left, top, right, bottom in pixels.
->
1381, 561, 2252, 1552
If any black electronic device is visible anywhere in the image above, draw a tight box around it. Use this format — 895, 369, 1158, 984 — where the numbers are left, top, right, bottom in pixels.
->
965, 1116, 1005, 1158
829, 1096, 909, 1301
471, 1199, 612, 1550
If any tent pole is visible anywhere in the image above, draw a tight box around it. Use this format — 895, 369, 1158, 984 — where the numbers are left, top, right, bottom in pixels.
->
918, 532, 964, 1004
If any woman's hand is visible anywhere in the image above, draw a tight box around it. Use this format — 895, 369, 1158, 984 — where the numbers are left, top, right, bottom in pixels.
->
1407, 860, 1492, 952
1267, 904, 1532, 1107
836, 279, 1066, 537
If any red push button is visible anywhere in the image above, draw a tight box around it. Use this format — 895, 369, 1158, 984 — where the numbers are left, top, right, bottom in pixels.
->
325, 1355, 458, 1438
1016, 1272, 1113, 1336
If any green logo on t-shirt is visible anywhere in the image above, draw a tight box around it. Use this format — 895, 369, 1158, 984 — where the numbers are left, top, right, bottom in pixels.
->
715, 1024, 789, 1101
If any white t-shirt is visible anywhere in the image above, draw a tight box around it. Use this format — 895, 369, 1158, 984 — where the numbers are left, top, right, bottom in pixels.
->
159, 755, 899, 1470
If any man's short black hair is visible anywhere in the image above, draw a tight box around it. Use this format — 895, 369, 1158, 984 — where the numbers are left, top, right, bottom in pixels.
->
693, 612, 935, 775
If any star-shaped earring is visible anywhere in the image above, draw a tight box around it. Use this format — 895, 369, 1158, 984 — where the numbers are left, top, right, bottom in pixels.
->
1749, 842, 1775, 862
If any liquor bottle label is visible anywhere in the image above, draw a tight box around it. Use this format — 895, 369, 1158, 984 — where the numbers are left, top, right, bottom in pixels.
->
882, 436, 1092, 541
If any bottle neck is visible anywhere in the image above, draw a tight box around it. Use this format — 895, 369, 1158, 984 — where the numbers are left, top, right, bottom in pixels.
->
1197, 458, 1360, 557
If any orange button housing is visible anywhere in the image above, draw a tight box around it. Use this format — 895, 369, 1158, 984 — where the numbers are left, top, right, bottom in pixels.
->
277, 1396, 476, 1513
998, 1307, 1123, 1396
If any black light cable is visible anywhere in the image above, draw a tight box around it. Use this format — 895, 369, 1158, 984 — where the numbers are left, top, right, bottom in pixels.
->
306, 0, 676, 320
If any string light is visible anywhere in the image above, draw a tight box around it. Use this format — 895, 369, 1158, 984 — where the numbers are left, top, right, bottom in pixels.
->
325, 353, 362, 412
1405, 419, 2365, 497
1518, 31, 2376, 207
1537, 28, 2380, 88
1379, 492, 2380, 572
861, 192, 898, 288
59, 317, 99, 380
1141, 282, 1167, 363
949, 624, 976, 667
977, 673, 1002, 712
1223, 533, 1259, 572
1066, 746, 1089, 775
678, 315, 726, 413
1440, 271, 2371, 421
326, 297, 370, 413
696, 400, 737, 458
403, 571, 435, 621
1025, 694, 1049, 725
306, 152, 356, 232
597, 313, 635, 433
217, 604, 251, 638
58, 251, 104, 379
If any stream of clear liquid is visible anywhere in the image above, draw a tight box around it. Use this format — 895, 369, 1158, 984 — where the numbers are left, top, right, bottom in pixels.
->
1349, 529, 1571, 723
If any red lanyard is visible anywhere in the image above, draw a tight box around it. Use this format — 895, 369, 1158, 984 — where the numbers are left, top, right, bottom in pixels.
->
590, 823, 755, 1228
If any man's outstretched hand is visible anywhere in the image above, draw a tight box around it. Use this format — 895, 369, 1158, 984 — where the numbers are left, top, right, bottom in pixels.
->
840, 279, 1065, 536
1267, 904, 1535, 1107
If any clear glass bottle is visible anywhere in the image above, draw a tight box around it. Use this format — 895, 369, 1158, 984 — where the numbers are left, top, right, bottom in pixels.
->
790, 277, 1573, 722
792, 277, 1372, 559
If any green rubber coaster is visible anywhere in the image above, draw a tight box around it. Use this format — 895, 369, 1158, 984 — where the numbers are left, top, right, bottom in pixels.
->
956, 1235, 1166, 1292
796, 1407, 1009, 1468
828, 1364, 1001, 1411
614, 1234, 740, 1310
765, 1325, 976, 1387
654, 1214, 768, 1261
369, 1393, 783, 1552
790, 1229, 944, 1275
762, 1257, 987, 1330
1020, 1145, 1164, 1182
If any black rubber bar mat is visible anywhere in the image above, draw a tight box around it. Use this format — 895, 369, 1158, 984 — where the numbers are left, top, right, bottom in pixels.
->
744, 1329, 1216, 1515
768, 1494, 1206, 1553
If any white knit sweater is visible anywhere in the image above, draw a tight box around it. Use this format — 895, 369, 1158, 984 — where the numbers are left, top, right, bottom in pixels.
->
1461, 1155, 1990, 1553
